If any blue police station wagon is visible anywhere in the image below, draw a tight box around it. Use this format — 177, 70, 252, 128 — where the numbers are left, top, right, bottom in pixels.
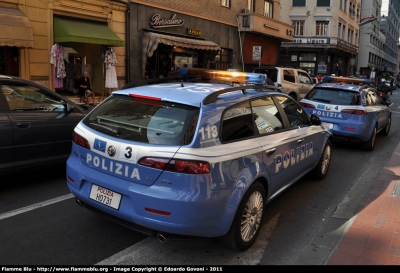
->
300, 76, 391, 151
67, 68, 333, 251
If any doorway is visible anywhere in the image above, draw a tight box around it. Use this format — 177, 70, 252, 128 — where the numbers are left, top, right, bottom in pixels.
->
0, 47, 19, 77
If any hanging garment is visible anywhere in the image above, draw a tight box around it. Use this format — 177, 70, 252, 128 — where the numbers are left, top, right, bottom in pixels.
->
104, 48, 118, 88
105, 65, 118, 88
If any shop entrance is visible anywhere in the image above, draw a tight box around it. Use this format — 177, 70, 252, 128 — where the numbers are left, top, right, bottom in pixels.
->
147, 44, 199, 79
0, 47, 19, 77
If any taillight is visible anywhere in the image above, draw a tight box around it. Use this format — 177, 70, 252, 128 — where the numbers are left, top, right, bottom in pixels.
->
72, 131, 90, 149
341, 109, 368, 116
138, 157, 210, 174
300, 102, 315, 108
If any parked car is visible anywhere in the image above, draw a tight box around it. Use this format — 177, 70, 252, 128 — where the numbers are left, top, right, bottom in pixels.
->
0, 75, 89, 174
67, 68, 333, 251
253, 66, 316, 101
300, 76, 391, 151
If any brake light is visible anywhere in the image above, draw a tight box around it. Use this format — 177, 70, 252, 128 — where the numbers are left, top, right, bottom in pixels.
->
300, 102, 315, 109
139, 157, 210, 174
72, 131, 90, 149
129, 94, 161, 101
341, 109, 368, 116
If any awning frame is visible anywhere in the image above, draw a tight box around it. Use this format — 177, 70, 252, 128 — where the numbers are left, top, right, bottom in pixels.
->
142, 31, 221, 78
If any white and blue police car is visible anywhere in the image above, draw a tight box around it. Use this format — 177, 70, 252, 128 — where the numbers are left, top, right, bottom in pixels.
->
300, 76, 391, 151
67, 68, 333, 251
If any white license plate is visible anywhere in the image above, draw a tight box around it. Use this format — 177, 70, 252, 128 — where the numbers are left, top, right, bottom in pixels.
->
323, 122, 333, 129
89, 184, 122, 210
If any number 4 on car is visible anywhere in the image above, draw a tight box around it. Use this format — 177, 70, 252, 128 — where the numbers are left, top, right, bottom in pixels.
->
67, 68, 333, 251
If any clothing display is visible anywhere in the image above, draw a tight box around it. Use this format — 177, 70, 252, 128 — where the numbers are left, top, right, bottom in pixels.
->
50, 43, 66, 89
103, 48, 118, 88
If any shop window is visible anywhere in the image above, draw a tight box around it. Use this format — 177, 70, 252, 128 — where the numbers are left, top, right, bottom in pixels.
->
292, 21, 304, 36
212, 48, 231, 71
264, 1, 273, 18
292, 0, 306, 7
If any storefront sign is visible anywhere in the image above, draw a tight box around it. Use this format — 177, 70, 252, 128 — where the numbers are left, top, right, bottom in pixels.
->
292, 38, 330, 44
151, 14, 184, 28
187, 28, 202, 36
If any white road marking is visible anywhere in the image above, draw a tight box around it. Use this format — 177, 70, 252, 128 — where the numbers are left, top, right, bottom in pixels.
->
391, 111, 400, 114
0, 193, 74, 220
96, 213, 280, 265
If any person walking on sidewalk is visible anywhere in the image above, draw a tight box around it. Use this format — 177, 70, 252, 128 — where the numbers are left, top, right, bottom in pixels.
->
78, 71, 95, 105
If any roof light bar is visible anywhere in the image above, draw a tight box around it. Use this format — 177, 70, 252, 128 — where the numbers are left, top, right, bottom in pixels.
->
320, 76, 371, 85
179, 68, 267, 85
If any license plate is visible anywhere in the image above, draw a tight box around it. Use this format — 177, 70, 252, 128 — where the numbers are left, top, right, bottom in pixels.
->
89, 184, 122, 210
323, 122, 333, 129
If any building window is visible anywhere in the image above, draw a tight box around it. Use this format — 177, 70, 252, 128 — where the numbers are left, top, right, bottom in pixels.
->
221, 0, 230, 8
316, 0, 330, 7
316, 21, 329, 36
342, 25, 346, 39
338, 22, 342, 37
248, 0, 255, 12
264, 1, 273, 18
292, 0, 306, 6
292, 21, 304, 36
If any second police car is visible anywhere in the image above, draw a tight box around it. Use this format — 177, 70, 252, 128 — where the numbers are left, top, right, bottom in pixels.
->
300, 76, 392, 151
66, 68, 333, 251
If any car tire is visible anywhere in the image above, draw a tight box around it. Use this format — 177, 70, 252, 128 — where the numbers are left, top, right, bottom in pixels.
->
218, 181, 265, 251
311, 139, 332, 180
379, 116, 391, 136
363, 126, 377, 151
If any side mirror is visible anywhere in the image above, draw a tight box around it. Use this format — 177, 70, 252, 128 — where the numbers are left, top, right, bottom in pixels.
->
310, 114, 322, 125
66, 103, 75, 112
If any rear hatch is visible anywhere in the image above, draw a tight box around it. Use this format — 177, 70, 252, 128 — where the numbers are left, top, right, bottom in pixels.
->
300, 87, 364, 124
77, 94, 200, 186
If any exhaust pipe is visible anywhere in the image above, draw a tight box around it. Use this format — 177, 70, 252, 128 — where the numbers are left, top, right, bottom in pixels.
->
156, 233, 170, 243
75, 198, 83, 206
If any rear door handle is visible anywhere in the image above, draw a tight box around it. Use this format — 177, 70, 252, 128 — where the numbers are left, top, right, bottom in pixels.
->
17, 122, 31, 128
265, 148, 277, 154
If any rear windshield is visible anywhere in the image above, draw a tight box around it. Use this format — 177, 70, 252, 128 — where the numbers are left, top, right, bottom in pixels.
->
305, 88, 360, 105
82, 95, 200, 145
253, 68, 278, 82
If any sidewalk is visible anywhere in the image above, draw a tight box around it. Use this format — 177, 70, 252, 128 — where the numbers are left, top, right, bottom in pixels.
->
327, 143, 400, 265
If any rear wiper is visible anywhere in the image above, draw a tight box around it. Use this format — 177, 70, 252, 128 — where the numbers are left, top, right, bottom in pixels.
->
311, 98, 331, 103
90, 123, 120, 135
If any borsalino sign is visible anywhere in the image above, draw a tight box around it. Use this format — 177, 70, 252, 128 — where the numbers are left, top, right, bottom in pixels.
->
151, 14, 184, 28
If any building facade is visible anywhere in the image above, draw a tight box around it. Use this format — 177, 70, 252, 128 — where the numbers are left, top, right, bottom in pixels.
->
129, 0, 294, 81
0, 0, 127, 92
279, 0, 361, 77
378, 0, 399, 76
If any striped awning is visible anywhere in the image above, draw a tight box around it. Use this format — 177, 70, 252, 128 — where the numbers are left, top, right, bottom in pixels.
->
142, 32, 221, 78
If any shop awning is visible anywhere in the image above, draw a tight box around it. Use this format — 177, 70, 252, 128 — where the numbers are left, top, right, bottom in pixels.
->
0, 7, 33, 48
142, 32, 221, 78
53, 17, 125, 46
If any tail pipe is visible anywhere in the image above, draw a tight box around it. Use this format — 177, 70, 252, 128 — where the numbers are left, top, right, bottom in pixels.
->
156, 232, 170, 243
76, 198, 83, 206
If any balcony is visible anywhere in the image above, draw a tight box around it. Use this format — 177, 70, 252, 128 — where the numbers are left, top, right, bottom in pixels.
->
238, 12, 294, 42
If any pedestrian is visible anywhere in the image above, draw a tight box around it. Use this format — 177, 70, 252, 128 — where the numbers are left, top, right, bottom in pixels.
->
78, 71, 95, 105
